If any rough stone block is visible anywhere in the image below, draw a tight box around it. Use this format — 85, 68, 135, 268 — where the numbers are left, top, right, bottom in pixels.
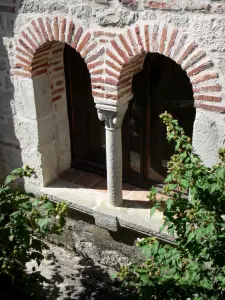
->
33, 75, 52, 119
41, 143, 59, 186
38, 115, 55, 149
94, 211, 119, 232
193, 110, 220, 167
14, 118, 39, 150
56, 117, 70, 153
15, 78, 37, 120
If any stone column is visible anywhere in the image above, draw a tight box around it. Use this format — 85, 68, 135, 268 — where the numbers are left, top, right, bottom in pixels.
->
96, 102, 129, 206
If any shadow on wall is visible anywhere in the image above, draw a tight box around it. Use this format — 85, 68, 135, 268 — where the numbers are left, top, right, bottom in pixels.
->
0, 1, 26, 184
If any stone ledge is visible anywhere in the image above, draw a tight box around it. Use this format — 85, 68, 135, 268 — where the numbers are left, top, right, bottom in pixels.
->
40, 178, 173, 243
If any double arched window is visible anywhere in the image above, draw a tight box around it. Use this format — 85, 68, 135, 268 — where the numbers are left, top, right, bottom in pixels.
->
64, 45, 195, 188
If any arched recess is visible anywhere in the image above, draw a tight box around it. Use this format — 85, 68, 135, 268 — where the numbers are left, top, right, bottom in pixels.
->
13, 17, 102, 188
99, 22, 224, 188
101, 22, 223, 103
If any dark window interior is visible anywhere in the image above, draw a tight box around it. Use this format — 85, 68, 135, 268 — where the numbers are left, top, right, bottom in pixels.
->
64, 44, 106, 175
122, 53, 195, 187
64, 45, 195, 188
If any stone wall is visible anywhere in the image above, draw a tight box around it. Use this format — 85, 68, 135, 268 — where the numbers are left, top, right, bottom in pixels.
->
0, 0, 225, 188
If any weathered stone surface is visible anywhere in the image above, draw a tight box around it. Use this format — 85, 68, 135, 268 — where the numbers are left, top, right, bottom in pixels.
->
93, 8, 139, 27
193, 110, 220, 167
191, 16, 225, 52
25, 243, 128, 300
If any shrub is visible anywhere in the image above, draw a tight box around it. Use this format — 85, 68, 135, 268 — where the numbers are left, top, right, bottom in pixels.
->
116, 112, 225, 300
0, 165, 67, 298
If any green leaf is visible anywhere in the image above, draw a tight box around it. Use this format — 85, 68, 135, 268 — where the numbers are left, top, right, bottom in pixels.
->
4, 175, 16, 186
110, 272, 118, 279
150, 206, 156, 218
43, 202, 54, 210
180, 179, 189, 189
37, 218, 48, 229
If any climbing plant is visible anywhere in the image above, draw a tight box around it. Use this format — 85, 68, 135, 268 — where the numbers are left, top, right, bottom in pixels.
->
0, 165, 67, 298
116, 112, 225, 300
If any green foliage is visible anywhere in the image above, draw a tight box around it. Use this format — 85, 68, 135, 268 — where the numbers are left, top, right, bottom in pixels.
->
0, 165, 67, 282
117, 112, 225, 300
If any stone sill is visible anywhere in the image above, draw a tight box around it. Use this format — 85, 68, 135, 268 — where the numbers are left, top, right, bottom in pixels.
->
41, 169, 173, 243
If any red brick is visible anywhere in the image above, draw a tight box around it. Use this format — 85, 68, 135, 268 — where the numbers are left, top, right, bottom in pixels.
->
194, 102, 225, 112
172, 33, 188, 59
92, 91, 105, 98
145, 1, 168, 9
191, 72, 219, 85
105, 77, 119, 86
93, 31, 116, 38
85, 47, 105, 64
119, 76, 131, 86
151, 24, 159, 52
111, 40, 129, 64
135, 25, 144, 53
16, 46, 33, 60
187, 61, 214, 77
53, 66, 64, 72
106, 60, 122, 73
52, 87, 65, 96
11, 70, 31, 78
15, 63, 32, 71
91, 76, 104, 84
52, 95, 61, 102
106, 68, 120, 79
193, 85, 222, 93
176, 41, 197, 65
31, 20, 45, 44
90, 68, 104, 75
99, 39, 108, 44
37, 17, 49, 41
71, 26, 83, 49
127, 28, 139, 56
119, 34, 133, 56
32, 68, 48, 78
52, 48, 63, 55
77, 32, 91, 52
67, 21, 75, 44
165, 28, 178, 57
159, 25, 167, 54
16, 55, 32, 66
32, 62, 48, 71
45, 17, 54, 41
22, 32, 37, 51
194, 94, 221, 102
32, 56, 48, 67
18, 38, 34, 55
105, 93, 118, 100
144, 24, 150, 52
87, 60, 103, 71
182, 50, 206, 70
60, 18, 67, 42
53, 17, 59, 41
106, 49, 123, 66
81, 41, 97, 58
27, 27, 41, 47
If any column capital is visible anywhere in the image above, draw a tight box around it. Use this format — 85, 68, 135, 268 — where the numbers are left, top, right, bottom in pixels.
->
96, 102, 129, 131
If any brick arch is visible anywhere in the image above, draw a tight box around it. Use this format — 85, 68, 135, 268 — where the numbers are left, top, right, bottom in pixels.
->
13, 16, 105, 186
13, 16, 101, 86
102, 22, 222, 103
